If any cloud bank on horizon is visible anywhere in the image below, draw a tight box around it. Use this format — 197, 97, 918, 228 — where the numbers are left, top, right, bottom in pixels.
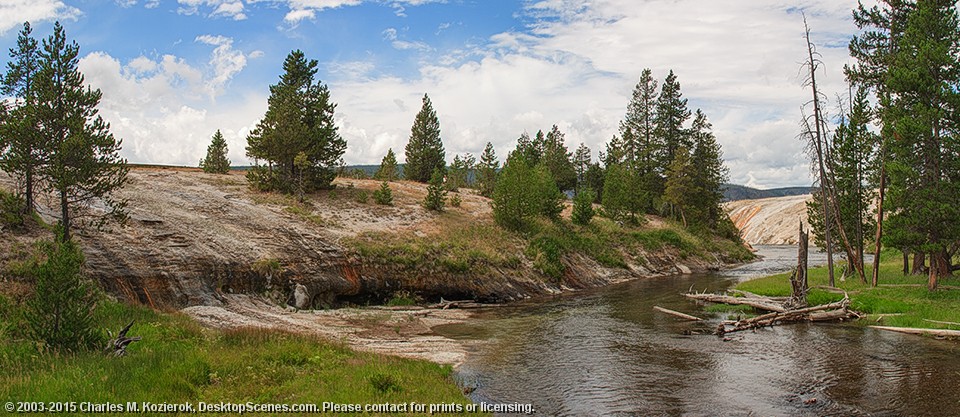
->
0, 0, 868, 188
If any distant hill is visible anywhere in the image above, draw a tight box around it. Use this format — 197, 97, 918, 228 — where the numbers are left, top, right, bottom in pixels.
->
722, 184, 813, 202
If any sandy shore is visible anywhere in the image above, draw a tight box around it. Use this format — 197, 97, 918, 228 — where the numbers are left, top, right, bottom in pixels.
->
183, 294, 477, 366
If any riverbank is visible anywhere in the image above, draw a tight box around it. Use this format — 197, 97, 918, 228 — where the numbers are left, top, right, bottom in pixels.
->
0, 297, 480, 415
735, 249, 960, 332
1, 167, 753, 310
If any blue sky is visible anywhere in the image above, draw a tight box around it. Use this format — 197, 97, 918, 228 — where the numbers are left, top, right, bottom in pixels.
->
0, 0, 867, 188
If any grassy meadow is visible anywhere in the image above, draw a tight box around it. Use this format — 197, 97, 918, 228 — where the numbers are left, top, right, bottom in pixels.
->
735, 249, 960, 331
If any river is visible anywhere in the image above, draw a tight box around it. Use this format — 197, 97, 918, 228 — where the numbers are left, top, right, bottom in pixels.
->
443, 245, 960, 416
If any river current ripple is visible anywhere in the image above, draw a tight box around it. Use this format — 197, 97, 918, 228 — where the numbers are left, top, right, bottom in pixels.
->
447, 246, 960, 416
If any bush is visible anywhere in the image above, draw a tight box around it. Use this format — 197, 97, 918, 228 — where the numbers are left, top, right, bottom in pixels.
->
368, 372, 402, 394
24, 234, 101, 352
354, 189, 369, 204
386, 291, 416, 306
450, 194, 462, 208
572, 187, 596, 226
373, 181, 393, 205
423, 168, 447, 212
0, 190, 25, 230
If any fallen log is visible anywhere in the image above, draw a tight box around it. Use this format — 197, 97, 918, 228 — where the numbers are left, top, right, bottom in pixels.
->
684, 293, 787, 313
871, 326, 960, 338
653, 306, 703, 321
716, 296, 854, 335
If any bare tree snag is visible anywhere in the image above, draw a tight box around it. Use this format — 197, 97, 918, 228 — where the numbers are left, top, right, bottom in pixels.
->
789, 221, 809, 308
802, 14, 836, 287
106, 321, 141, 357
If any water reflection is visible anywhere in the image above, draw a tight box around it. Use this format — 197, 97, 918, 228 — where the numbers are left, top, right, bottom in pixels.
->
453, 246, 960, 416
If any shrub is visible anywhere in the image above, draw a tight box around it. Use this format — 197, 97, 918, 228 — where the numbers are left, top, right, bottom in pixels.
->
354, 189, 369, 204
368, 372, 401, 394
450, 194, 462, 208
373, 181, 393, 205
572, 187, 596, 226
423, 168, 447, 212
386, 291, 416, 306
0, 190, 25, 230
24, 233, 101, 352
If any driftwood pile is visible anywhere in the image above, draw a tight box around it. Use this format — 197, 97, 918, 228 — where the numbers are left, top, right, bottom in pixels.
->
684, 291, 861, 336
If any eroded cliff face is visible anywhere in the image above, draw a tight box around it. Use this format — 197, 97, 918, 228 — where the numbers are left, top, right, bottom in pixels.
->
724, 194, 813, 245
2, 168, 727, 309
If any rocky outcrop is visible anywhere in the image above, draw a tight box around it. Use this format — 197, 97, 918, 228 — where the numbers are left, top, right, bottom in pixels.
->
724, 194, 813, 245
2, 168, 732, 310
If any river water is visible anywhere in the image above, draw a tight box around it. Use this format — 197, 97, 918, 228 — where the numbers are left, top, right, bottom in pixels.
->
444, 246, 960, 416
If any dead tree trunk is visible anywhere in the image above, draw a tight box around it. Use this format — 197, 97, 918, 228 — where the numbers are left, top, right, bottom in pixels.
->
789, 221, 809, 308
802, 15, 835, 287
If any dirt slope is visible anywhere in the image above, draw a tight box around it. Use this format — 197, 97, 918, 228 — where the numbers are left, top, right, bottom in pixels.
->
724, 194, 813, 245
2, 167, 728, 311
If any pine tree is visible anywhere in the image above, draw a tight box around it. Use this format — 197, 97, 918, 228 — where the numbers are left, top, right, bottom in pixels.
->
422, 167, 447, 211
573, 143, 591, 192
846, 0, 914, 286
583, 162, 605, 204
200, 129, 230, 174
514, 132, 537, 166
541, 125, 576, 192
404, 94, 445, 183
24, 233, 99, 352
374, 148, 399, 181
492, 153, 562, 229
689, 110, 728, 228
373, 181, 393, 205
446, 153, 475, 192
0, 22, 42, 214
34, 22, 127, 242
572, 187, 596, 226
621, 68, 660, 174
602, 163, 642, 224
664, 146, 695, 227
476, 142, 499, 198
654, 70, 692, 185
882, 0, 960, 290
492, 154, 531, 230
245, 50, 345, 192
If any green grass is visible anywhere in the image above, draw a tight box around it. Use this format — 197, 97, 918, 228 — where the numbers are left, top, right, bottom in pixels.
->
346, 213, 524, 274
0, 298, 477, 416
736, 249, 960, 330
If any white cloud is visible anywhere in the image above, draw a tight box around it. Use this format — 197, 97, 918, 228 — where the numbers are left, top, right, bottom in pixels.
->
213, 2, 247, 20
0, 0, 81, 34
324, 0, 861, 188
194, 34, 248, 96
381, 27, 432, 52
284, 8, 315, 23
115, 0, 137, 8
177, 0, 247, 20
78, 39, 262, 166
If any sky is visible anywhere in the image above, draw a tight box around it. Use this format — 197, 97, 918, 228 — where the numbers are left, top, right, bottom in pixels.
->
0, 0, 872, 188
